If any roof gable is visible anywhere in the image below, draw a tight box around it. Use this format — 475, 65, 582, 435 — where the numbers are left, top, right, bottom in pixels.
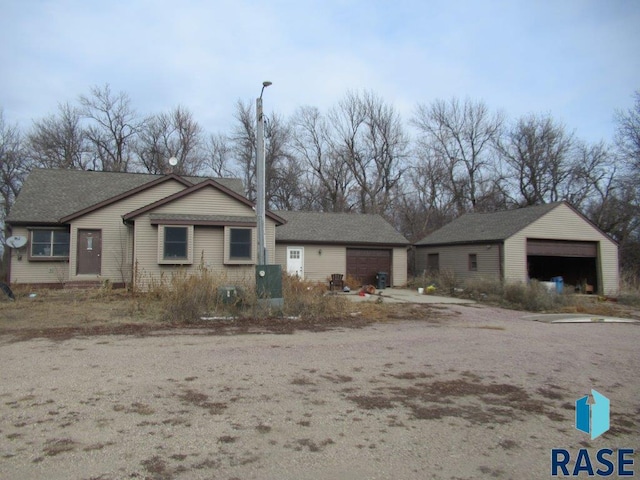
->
123, 178, 286, 224
274, 211, 409, 246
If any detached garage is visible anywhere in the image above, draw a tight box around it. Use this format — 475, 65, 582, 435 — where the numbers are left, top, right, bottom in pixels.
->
415, 202, 619, 295
274, 211, 409, 287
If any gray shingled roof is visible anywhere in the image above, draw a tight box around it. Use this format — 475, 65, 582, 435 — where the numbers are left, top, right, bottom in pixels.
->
415, 203, 562, 246
6, 168, 245, 224
275, 211, 409, 245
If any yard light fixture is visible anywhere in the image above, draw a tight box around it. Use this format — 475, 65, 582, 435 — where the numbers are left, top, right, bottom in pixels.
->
256, 80, 271, 265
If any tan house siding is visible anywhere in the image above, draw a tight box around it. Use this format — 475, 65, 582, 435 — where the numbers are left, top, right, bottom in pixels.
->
275, 244, 344, 284
147, 187, 254, 216
131, 188, 277, 290
274, 245, 285, 271
415, 244, 501, 282
392, 247, 408, 286
133, 220, 257, 289
276, 244, 407, 287
504, 203, 619, 295
8, 226, 69, 285
67, 180, 186, 285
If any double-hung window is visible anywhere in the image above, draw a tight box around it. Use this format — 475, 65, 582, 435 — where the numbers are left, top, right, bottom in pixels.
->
158, 225, 193, 264
224, 227, 255, 264
229, 228, 252, 260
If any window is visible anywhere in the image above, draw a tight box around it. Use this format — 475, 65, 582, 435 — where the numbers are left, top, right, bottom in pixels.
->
164, 227, 188, 259
427, 253, 439, 273
224, 226, 255, 264
468, 253, 478, 271
229, 228, 252, 260
158, 225, 193, 264
30, 230, 69, 258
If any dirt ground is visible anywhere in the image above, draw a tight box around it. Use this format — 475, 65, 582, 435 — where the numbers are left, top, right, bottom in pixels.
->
0, 292, 639, 479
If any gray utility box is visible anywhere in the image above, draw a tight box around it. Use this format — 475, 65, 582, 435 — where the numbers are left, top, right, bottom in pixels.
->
218, 286, 238, 305
256, 265, 284, 308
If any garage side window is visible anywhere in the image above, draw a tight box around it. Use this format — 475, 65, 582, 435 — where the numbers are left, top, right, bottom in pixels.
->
427, 253, 439, 273
468, 253, 478, 271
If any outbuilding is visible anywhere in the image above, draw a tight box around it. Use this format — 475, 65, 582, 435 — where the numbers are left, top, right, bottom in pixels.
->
274, 211, 409, 287
414, 202, 619, 295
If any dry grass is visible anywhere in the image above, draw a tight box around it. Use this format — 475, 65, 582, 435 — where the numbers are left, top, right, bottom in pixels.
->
0, 286, 159, 329
410, 270, 640, 315
1, 276, 430, 341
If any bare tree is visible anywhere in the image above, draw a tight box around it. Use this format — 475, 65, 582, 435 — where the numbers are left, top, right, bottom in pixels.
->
609, 90, 640, 278
497, 113, 574, 206
230, 100, 298, 207
136, 106, 205, 175
403, 152, 457, 240
291, 106, 354, 212
27, 102, 90, 170
329, 91, 408, 215
566, 141, 615, 209
0, 109, 30, 275
0, 110, 27, 219
615, 90, 640, 173
230, 100, 257, 199
204, 133, 235, 178
413, 98, 504, 213
263, 112, 299, 210
79, 84, 142, 172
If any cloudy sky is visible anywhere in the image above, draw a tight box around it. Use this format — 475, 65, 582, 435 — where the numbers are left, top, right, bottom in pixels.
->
1, 0, 638, 144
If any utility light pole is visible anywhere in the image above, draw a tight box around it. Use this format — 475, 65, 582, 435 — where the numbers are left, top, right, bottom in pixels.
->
256, 81, 271, 265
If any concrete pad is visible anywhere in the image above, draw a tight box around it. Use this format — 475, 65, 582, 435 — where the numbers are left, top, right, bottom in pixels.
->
338, 288, 475, 305
522, 313, 640, 324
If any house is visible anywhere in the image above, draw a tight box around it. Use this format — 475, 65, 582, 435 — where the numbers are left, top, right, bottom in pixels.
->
5, 169, 409, 290
274, 211, 409, 287
5, 168, 285, 289
414, 202, 619, 295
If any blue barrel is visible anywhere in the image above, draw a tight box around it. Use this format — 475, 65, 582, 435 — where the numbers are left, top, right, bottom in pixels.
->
551, 276, 564, 294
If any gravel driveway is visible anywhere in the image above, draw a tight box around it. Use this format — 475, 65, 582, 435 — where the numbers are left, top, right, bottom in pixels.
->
1, 303, 638, 479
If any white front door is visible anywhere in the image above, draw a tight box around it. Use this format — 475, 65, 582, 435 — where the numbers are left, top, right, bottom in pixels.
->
287, 247, 304, 277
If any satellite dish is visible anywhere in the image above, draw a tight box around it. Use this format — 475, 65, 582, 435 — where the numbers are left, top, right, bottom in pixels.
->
6, 235, 27, 249
168, 157, 178, 167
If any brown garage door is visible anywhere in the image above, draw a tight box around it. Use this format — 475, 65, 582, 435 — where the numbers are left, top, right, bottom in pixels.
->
527, 240, 597, 257
347, 249, 392, 286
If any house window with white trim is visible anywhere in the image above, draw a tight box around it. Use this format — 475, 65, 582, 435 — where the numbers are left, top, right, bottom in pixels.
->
30, 229, 70, 258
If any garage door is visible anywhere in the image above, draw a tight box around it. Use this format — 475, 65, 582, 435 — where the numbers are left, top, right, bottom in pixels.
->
527, 240, 597, 257
347, 249, 391, 286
